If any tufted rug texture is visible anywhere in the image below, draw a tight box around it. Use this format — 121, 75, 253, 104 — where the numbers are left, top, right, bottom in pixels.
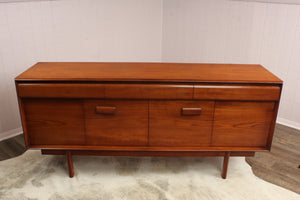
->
0, 150, 299, 200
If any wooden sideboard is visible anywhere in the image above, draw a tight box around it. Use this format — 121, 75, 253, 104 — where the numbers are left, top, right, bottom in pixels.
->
15, 62, 282, 178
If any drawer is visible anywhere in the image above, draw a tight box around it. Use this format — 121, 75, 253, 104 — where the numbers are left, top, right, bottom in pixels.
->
194, 85, 280, 100
212, 101, 275, 147
105, 84, 193, 99
18, 83, 193, 99
22, 99, 85, 145
84, 100, 148, 146
149, 100, 214, 147
17, 83, 105, 98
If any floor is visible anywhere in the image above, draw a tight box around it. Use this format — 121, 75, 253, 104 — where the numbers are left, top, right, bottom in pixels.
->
1, 150, 299, 199
0, 123, 299, 195
0, 134, 26, 161
246, 124, 300, 194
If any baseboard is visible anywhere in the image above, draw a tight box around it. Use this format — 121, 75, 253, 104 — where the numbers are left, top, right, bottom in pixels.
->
0, 127, 23, 141
277, 117, 300, 131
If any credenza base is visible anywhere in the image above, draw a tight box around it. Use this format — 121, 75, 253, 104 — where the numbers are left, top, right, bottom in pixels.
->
41, 149, 255, 179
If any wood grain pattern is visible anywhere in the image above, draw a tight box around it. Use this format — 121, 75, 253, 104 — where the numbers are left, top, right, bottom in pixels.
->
194, 85, 280, 100
212, 101, 275, 147
15, 62, 282, 84
17, 83, 105, 98
22, 99, 85, 146
84, 100, 148, 146
14, 62, 283, 178
105, 83, 193, 99
17, 83, 281, 100
149, 100, 214, 147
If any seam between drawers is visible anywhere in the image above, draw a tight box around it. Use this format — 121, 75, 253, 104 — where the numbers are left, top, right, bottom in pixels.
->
82, 100, 87, 146
210, 100, 217, 146
192, 84, 195, 99
147, 100, 150, 146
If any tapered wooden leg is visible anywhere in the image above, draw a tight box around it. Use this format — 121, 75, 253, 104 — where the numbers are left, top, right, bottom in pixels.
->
66, 151, 74, 178
222, 152, 230, 179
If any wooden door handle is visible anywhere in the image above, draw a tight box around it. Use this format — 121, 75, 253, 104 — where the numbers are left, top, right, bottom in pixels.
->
95, 106, 116, 115
181, 108, 202, 116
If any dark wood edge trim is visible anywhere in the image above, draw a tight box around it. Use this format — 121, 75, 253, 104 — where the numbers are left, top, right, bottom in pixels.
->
41, 149, 255, 157
31, 145, 268, 152
267, 85, 283, 148
192, 83, 195, 99
15, 82, 29, 149
81, 100, 87, 146
147, 100, 150, 146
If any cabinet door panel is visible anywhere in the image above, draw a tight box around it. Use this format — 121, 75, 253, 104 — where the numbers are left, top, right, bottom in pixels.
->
212, 101, 275, 147
149, 100, 214, 147
23, 99, 85, 145
84, 100, 148, 146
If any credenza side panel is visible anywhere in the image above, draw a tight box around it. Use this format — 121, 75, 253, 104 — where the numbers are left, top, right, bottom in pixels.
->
22, 99, 85, 146
212, 101, 275, 147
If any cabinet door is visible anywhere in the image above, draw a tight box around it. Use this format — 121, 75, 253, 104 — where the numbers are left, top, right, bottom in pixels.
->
149, 101, 214, 147
212, 101, 275, 147
23, 99, 85, 146
84, 100, 148, 146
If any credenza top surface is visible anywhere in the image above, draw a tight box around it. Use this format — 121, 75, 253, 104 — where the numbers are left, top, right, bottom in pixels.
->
15, 62, 282, 84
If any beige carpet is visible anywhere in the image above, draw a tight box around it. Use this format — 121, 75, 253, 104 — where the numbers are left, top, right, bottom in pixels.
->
0, 150, 299, 200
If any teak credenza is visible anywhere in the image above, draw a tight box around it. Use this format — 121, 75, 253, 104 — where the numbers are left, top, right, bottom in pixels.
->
15, 62, 282, 178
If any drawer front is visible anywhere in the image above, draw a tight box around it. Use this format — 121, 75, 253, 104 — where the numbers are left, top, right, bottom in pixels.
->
84, 100, 148, 146
22, 99, 85, 145
17, 83, 193, 99
149, 100, 214, 147
212, 101, 275, 147
18, 83, 105, 98
105, 84, 193, 99
194, 85, 280, 100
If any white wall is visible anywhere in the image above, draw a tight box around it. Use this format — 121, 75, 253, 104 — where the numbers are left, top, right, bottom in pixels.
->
1, 0, 300, 140
233, 0, 300, 4
0, 0, 162, 140
162, 0, 300, 130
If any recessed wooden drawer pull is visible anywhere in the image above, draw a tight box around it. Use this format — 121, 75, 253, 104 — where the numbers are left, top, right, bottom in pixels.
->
95, 106, 116, 115
181, 108, 202, 116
